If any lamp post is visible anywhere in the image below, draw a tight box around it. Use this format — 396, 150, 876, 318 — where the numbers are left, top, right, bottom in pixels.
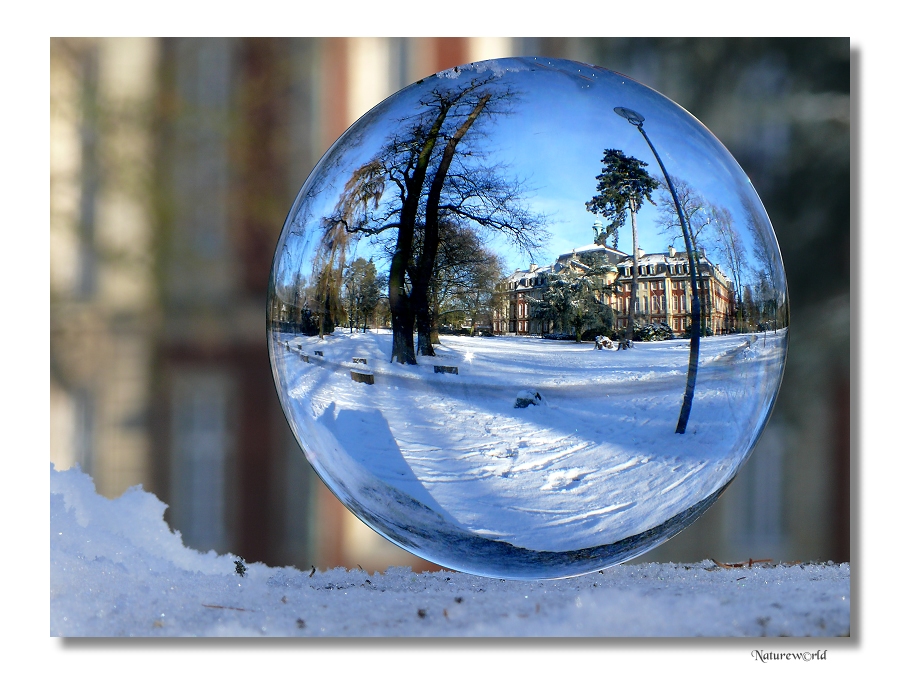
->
614, 106, 701, 434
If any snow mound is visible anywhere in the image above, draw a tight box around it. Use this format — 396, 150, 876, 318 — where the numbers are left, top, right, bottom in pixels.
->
514, 389, 544, 408
51, 463, 231, 574
51, 464, 850, 637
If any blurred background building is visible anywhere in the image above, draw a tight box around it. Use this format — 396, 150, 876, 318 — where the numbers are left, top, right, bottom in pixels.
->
50, 37, 850, 571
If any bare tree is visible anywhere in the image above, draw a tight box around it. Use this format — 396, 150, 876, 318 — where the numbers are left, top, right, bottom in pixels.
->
309, 161, 384, 337
427, 222, 503, 336
654, 175, 714, 333
323, 75, 546, 363
707, 203, 748, 332
743, 194, 785, 333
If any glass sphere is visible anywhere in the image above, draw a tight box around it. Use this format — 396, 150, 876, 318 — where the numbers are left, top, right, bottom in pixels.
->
267, 57, 788, 579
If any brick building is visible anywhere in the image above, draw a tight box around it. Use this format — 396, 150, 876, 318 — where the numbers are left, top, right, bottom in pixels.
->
495, 241, 735, 337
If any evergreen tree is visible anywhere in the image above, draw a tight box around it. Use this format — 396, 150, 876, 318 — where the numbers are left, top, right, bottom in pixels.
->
586, 149, 659, 342
529, 255, 615, 342
343, 257, 382, 332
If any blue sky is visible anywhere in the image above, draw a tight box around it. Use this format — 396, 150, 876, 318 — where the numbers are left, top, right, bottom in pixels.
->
278, 58, 776, 287
475, 59, 765, 273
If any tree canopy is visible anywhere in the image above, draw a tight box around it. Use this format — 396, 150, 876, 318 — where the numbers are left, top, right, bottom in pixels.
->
585, 149, 658, 249
318, 75, 547, 363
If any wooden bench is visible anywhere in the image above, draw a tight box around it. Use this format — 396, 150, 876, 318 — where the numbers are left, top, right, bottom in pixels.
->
350, 371, 374, 385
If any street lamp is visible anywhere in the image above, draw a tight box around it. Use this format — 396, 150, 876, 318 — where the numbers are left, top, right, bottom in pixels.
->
614, 106, 702, 434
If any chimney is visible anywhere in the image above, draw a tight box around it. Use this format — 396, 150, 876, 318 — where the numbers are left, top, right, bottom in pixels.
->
668, 245, 676, 257
636, 247, 644, 258
529, 263, 538, 273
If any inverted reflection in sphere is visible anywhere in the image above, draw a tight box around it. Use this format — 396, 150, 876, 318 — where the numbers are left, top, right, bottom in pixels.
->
267, 58, 788, 579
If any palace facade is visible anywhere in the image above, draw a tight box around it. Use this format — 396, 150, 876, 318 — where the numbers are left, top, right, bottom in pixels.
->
493, 242, 735, 337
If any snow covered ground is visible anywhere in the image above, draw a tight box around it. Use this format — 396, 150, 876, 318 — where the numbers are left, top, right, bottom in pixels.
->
270, 329, 787, 577
50, 463, 849, 638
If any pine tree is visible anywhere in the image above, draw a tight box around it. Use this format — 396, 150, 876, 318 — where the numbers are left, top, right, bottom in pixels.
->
529, 255, 615, 342
586, 149, 659, 342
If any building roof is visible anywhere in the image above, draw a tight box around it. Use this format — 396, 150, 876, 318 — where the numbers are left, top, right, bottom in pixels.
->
509, 243, 627, 278
617, 250, 733, 287
504, 243, 733, 288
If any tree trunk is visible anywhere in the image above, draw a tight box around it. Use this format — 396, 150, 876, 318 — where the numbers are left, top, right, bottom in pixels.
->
626, 197, 639, 342
388, 246, 416, 364
388, 215, 418, 364
416, 303, 437, 355
387, 100, 454, 364
413, 93, 492, 357
429, 285, 441, 346
694, 248, 708, 334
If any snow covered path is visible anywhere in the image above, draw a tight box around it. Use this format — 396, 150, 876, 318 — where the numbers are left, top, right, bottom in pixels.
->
271, 330, 786, 568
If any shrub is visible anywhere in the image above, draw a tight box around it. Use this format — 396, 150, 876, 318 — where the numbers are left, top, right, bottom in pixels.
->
541, 333, 575, 341
581, 325, 615, 342
680, 323, 714, 338
634, 322, 675, 342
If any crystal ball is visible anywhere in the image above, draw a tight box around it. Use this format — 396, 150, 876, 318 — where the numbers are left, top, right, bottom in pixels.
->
267, 57, 788, 579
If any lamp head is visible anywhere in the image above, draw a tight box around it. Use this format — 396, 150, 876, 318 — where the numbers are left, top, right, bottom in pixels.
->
614, 106, 645, 126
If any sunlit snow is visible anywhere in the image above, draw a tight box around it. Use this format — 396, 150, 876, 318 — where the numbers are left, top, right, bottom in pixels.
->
271, 330, 786, 563
49, 463, 850, 638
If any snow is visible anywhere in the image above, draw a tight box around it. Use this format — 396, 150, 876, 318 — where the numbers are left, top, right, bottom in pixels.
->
50, 463, 849, 638
436, 58, 531, 80
271, 329, 786, 577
